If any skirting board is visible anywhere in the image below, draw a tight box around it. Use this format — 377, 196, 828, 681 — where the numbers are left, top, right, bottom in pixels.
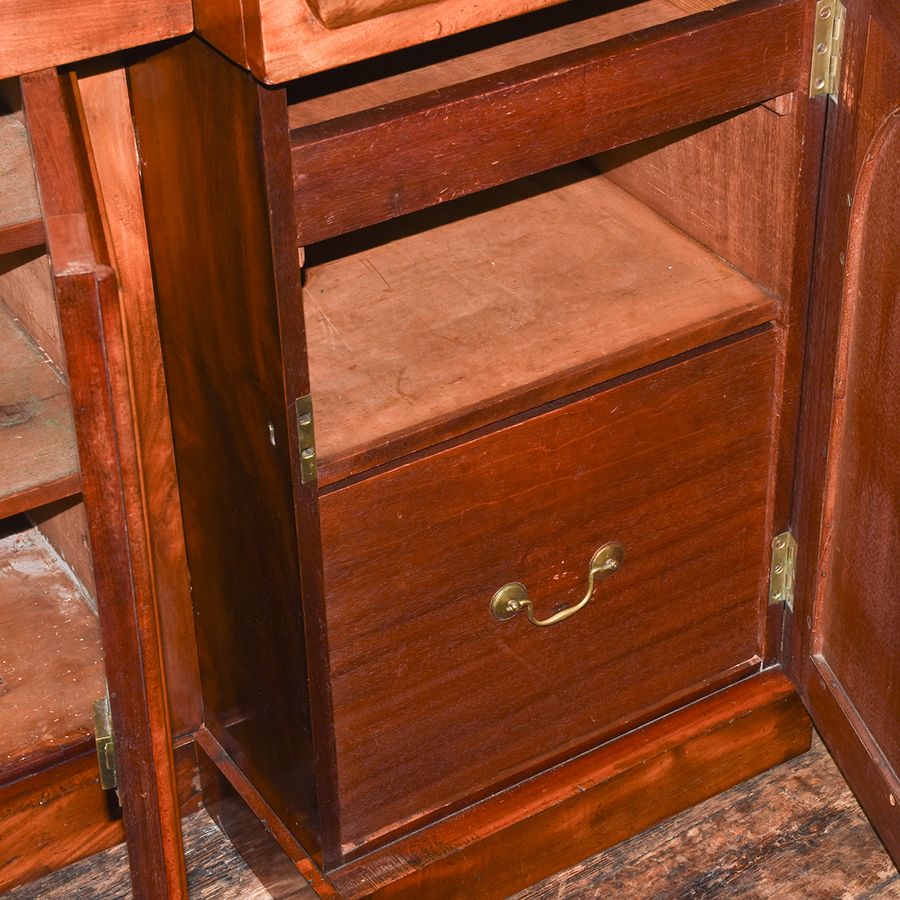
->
196, 668, 811, 898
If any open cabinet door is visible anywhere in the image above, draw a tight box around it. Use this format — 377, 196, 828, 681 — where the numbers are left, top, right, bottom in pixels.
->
20, 69, 188, 897
788, 0, 899, 864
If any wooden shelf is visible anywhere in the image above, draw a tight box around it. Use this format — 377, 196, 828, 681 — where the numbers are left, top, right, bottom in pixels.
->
0, 304, 80, 519
288, 0, 805, 243
305, 162, 777, 486
0, 109, 44, 256
0, 524, 104, 783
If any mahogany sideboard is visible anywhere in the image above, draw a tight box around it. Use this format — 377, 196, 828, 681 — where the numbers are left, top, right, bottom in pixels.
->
125, 0, 899, 892
0, 0, 897, 893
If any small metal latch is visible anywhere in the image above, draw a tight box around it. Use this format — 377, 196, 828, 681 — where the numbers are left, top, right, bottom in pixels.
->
295, 394, 317, 484
93, 694, 118, 792
809, 0, 846, 102
769, 530, 798, 611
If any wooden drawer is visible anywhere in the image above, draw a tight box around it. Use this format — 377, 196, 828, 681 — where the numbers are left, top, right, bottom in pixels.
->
195, 0, 801, 85
319, 327, 776, 853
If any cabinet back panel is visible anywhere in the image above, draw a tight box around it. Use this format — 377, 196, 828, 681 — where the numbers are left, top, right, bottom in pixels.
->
597, 99, 809, 300
320, 328, 776, 852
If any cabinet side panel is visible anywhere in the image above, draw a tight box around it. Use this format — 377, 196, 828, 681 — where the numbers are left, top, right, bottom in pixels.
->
128, 39, 323, 854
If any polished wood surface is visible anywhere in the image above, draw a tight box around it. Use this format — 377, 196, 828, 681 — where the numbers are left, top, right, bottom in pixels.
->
786, 0, 900, 866
22, 69, 188, 897
196, 0, 660, 82
286, 0, 727, 128
76, 61, 202, 739
306, 163, 776, 484
15, 732, 900, 899
0, 303, 79, 519
596, 90, 828, 664
0, 524, 103, 782
289, 0, 805, 243
0, 739, 200, 894
196, 671, 809, 896
128, 36, 334, 864
0, 0, 192, 80
321, 329, 776, 851
0, 749, 123, 893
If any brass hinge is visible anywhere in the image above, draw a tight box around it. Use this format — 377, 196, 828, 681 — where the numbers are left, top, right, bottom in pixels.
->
295, 394, 317, 484
809, 0, 846, 102
93, 693, 118, 793
769, 530, 798, 611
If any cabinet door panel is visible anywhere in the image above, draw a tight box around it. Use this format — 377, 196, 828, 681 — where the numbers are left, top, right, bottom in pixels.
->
790, 0, 899, 863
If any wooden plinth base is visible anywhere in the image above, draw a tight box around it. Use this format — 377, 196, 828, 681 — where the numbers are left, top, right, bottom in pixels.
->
197, 669, 811, 899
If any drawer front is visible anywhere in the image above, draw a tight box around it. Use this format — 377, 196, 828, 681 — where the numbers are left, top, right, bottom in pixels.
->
319, 329, 776, 852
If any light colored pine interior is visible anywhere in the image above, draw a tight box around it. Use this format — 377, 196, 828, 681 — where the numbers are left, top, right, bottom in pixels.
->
0, 301, 79, 520
304, 161, 776, 483
287, 0, 730, 129
0, 108, 40, 231
0, 524, 104, 778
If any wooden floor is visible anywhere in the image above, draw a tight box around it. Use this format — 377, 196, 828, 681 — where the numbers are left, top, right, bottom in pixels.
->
5, 735, 898, 899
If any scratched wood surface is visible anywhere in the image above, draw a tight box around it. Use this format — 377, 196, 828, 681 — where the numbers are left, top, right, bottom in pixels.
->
7, 734, 897, 898
0, 524, 103, 782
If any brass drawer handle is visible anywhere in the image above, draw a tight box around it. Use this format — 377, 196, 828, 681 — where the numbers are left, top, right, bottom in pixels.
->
490, 543, 624, 627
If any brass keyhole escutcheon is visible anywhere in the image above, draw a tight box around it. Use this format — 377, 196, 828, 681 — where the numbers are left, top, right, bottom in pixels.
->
490, 542, 625, 627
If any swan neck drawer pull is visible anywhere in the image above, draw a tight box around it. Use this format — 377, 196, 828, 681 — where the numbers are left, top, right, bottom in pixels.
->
490, 542, 624, 627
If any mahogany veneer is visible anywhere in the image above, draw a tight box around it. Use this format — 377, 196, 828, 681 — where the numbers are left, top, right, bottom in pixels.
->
120, 0, 899, 887
289, 0, 806, 242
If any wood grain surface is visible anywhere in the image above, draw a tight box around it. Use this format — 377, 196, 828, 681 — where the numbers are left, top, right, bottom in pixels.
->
0, 525, 103, 782
0, 249, 64, 368
128, 36, 333, 864
10, 731, 899, 898
0, 303, 80, 520
320, 329, 777, 852
0, 749, 124, 893
22, 68, 188, 897
0, 739, 200, 893
289, 0, 805, 243
76, 61, 202, 740
305, 162, 776, 483
785, 0, 900, 866
30, 497, 97, 608
0, 110, 41, 229
286, 0, 727, 128
0, 0, 192, 80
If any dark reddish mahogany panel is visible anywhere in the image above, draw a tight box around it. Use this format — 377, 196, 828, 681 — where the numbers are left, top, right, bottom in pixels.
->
788, 0, 899, 864
320, 329, 777, 853
818, 111, 899, 786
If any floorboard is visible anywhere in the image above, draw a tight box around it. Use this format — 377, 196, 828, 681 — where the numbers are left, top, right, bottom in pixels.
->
4, 734, 897, 898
